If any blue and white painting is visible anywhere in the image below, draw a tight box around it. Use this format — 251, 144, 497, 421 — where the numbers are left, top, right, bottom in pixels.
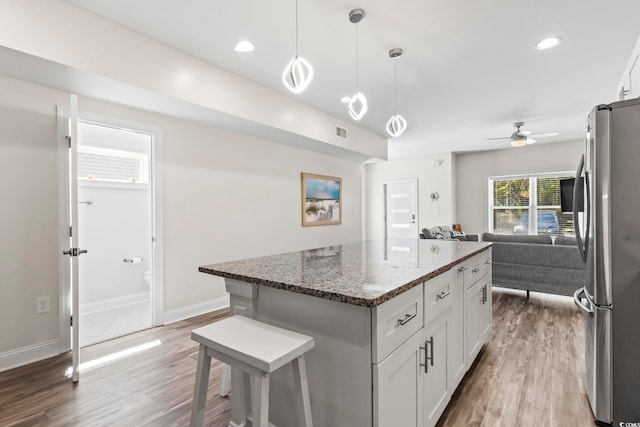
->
302, 173, 342, 225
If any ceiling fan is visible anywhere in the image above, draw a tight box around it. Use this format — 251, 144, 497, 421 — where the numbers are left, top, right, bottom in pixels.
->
485, 122, 559, 147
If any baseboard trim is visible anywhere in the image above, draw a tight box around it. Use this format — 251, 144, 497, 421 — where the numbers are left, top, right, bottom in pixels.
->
163, 295, 230, 325
79, 291, 150, 315
0, 339, 60, 373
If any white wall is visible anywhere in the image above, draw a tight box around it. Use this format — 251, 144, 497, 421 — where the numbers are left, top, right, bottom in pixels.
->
365, 153, 455, 239
454, 140, 584, 235
0, 77, 65, 355
0, 75, 364, 367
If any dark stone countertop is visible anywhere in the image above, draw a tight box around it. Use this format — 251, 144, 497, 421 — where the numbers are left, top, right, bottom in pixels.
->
199, 239, 492, 307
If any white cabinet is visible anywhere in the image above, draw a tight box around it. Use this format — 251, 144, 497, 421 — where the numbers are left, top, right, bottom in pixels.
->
373, 248, 492, 427
374, 330, 424, 427
618, 35, 640, 100
423, 308, 452, 427
465, 273, 492, 363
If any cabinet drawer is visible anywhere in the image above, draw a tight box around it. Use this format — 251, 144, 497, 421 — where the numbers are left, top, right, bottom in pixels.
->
424, 270, 454, 325
463, 250, 491, 289
373, 284, 424, 363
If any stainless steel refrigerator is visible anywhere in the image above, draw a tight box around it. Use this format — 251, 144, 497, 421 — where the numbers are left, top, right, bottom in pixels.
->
572, 98, 640, 426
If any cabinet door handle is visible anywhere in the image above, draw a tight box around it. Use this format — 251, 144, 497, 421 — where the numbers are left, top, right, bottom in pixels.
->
436, 291, 450, 300
457, 266, 468, 273
482, 285, 487, 304
397, 312, 416, 326
485, 260, 492, 265
421, 337, 434, 373
472, 267, 480, 273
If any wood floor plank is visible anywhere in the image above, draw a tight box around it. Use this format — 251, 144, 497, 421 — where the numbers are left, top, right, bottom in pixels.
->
0, 290, 593, 426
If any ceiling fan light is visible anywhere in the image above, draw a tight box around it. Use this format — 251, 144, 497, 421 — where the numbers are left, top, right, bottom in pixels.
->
282, 56, 314, 94
386, 114, 407, 137
348, 91, 368, 121
510, 137, 528, 147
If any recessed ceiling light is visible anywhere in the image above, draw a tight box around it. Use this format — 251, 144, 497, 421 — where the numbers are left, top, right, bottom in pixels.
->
234, 41, 255, 53
536, 36, 562, 50
340, 96, 351, 103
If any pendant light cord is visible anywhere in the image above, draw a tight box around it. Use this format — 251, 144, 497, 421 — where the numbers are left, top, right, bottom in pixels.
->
295, 0, 299, 57
355, 24, 359, 91
394, 59, 398, 113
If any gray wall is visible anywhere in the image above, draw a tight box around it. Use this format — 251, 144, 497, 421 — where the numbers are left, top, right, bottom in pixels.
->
454, 140, 584, 235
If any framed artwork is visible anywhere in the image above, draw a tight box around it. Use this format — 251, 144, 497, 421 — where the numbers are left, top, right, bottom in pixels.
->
301, 173, 342, 226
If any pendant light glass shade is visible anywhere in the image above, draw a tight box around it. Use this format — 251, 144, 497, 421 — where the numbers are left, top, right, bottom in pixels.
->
386, 48, 407, 138
386, 114, 407, 137
348, 92, 368, 121
282, 56, 314, 94
347, 9, 367, 120
283, 0, 313, 94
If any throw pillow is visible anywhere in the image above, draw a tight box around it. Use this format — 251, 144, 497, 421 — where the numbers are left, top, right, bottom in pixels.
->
451, 230, 467, 241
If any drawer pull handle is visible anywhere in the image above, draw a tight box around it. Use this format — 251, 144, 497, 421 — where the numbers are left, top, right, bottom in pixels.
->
472, 267, 481, 273
436, 291, 450, 300
457, 266, 468, 273
397, 312, 416, 326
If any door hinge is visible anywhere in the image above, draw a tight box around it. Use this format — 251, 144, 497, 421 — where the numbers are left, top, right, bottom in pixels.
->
70, 315, 73, 327
69, 226, 72, 237
66, 136, 71, 147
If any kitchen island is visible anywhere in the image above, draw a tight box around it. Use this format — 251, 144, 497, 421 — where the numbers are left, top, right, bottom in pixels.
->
200, 239, 492, 427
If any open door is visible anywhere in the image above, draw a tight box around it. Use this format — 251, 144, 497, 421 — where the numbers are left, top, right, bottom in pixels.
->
59, 94, 85, 383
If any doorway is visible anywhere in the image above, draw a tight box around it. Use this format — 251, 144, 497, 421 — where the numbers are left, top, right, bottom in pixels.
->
76, 121, 154, 347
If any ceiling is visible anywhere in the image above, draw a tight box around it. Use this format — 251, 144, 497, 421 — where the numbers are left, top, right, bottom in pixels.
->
67, 0, 640, 159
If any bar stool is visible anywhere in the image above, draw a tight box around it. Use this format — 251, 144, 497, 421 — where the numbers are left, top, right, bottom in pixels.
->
190, 316, 315, 427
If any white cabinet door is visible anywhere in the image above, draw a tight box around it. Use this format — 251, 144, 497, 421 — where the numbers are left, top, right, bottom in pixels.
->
465, 280, 482, 364
374, 330, 423, 427
423, 308, 451, 427
479, 277, 492, 343
629, 53, 640, 98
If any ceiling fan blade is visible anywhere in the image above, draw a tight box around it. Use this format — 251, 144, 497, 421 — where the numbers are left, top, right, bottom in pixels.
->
484, 137, 510, 141
528, 132, 559, 138
527, 138, 537, 144
519, 130, 532, 136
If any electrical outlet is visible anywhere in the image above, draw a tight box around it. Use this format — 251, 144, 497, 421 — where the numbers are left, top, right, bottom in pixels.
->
36, 296, 50, 314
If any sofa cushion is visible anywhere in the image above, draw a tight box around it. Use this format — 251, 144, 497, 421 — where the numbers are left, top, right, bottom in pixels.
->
554, 236, 578, 246
491, 242, 584, 269
482, 232, 552, 245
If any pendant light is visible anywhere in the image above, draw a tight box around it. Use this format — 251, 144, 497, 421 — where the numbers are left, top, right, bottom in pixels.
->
347, 9, 367, 121
282, 0, 314, 94
386, 48, 408, 137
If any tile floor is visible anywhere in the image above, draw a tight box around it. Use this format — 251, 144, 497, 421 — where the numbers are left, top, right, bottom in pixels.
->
79, 298, 152, 347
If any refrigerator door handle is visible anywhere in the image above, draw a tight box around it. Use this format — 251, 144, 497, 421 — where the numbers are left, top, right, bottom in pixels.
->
573, 287, 594, 314
573, 155, 588, 262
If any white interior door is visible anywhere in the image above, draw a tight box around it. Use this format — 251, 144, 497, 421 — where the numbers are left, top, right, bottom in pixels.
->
59, 94, 83, 383
384, 179, 418, 240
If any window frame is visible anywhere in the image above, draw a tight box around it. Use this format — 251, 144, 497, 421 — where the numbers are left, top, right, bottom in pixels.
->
487, 171, 573, 235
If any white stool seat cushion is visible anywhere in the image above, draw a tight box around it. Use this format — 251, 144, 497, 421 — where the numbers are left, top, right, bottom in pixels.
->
191, 316, 315, 373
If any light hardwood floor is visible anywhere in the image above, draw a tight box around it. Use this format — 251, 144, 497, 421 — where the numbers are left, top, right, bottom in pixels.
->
0, 289, 592, 427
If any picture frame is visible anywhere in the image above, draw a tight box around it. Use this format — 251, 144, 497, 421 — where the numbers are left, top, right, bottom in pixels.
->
301, 173, 342, 226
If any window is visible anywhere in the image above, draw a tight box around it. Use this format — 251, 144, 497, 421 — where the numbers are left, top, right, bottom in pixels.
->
77, 145, 149, 184
488, 173, 574, 236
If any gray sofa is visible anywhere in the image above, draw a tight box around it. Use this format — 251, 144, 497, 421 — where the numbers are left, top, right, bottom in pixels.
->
420, 225, 479, 241
481, 232, 586, 297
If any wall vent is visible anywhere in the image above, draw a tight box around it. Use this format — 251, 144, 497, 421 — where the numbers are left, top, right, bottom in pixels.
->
336, 126, 347, 139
